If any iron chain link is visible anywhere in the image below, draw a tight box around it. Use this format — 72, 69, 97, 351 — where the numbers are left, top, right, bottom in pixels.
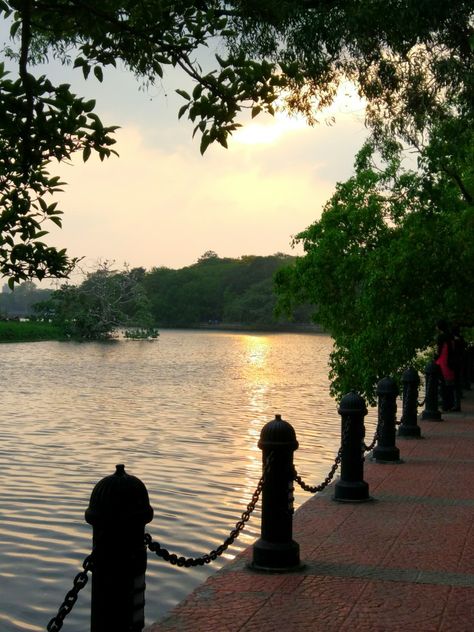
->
293, 420, 352, 494
364, 406, 383, 452
364, 425, 379, 452
46, 553, 93, 631
293, 449, 341, 493
145, 453, 273, 568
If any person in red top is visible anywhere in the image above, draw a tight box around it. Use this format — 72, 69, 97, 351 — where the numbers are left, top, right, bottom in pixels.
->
434, 320, 455, 411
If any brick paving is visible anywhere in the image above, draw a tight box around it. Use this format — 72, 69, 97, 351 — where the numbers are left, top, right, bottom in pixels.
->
146, 391, 474, 631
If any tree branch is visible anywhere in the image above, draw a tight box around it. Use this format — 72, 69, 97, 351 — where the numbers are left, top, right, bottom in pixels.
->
19, 0, 34, 181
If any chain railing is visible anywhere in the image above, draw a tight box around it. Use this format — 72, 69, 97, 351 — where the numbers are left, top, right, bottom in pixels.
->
293, 450, 341, 493
145, 453, 273, 568
293, 418, 352, 493
46, 455, 273, 630
46, 553, 94, 632
364, 424, 379, 452
45, 380, 412, 629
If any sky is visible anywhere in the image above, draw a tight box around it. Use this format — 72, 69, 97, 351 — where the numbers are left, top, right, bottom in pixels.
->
3, 27, 368, 280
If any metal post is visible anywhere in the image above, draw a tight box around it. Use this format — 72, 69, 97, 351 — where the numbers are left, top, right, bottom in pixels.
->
334, 392, 371, 502
85, 464, 154, 632
372, 377, 402, 462
252, 414, 301, 571
398, 367, 422, 438
421, 360, 443, 421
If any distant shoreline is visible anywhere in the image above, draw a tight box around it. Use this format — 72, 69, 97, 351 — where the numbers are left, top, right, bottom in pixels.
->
0, 320, 325, 343
160, 323, 325, 334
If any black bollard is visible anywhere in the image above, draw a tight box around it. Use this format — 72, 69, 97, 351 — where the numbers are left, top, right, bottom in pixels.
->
398, 367, 422, 438
252, 414, 301, 571
466, 345, 474, 388
372, 377, 402, 462
333, 392, 371, 502
463, 347, 471, 390
421, 360, 443, 421
85, 464, 154, 632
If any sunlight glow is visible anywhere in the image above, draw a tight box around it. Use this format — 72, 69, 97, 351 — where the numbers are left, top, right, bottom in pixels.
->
233, 111, 307, 146
324, 81, 366, 116
244, 334, 271, 369
233, 81, 366, 147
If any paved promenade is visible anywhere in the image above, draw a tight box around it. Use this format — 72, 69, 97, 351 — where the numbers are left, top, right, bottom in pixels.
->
147, 391, 474, 632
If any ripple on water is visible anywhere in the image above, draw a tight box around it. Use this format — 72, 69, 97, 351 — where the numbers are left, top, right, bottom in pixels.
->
0, 332, 376, 631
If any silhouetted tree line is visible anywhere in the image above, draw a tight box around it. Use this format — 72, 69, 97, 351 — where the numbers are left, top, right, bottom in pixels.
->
142, 252, 312, 327
4, 254, 313, 337
0, 281, 52, 318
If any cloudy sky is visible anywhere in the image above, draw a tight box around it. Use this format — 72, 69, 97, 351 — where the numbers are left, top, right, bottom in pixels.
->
5, 28, 368, 276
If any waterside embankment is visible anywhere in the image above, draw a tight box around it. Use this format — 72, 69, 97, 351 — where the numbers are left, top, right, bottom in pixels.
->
147, 391, 474, 632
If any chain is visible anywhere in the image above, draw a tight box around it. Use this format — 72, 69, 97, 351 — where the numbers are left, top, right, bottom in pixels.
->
46, 553, 93, 632
364, 404, 383, 453
294, 449, 341, 493
294, 419, 353, 494
364, 425, 379, 452
145, 453, 273, 567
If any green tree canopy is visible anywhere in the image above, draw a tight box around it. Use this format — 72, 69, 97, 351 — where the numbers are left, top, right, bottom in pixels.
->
276, 131, 474, 402
143, 253, 309, 326
1, 1, 471, 286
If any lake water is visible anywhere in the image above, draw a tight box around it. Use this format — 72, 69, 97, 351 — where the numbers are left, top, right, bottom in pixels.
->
0, 330, 377, 631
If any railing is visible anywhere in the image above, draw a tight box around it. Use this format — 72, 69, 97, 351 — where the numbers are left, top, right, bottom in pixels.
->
46, 361, 454, 631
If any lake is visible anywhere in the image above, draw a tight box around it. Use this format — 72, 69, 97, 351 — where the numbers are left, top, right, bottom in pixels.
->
0, 330, 377, 631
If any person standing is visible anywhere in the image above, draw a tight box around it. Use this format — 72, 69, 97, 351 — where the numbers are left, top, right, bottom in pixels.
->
434, 320, 455, 411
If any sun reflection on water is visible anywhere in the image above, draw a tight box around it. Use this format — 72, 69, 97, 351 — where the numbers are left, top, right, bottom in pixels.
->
0, 331, 344, 631
235, 335, 274, 535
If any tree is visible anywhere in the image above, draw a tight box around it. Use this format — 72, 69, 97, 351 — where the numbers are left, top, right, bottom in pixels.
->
38, 262, 152, 339
238, 0, 473, 400
0, 1, 288, 286
0, 279, 51, 316
2, 1, 471, 288
275, 134, 474, 402
142, 253, 301, 326
197, 250, 220, 262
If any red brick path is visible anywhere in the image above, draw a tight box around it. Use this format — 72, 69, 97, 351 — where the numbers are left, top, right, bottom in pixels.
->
146, 391, 474, 631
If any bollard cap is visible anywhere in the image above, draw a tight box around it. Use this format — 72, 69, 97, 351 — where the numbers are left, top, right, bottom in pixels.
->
258, 414, 299, 450
85, 464, 154, 526
338, 391, 368, 416
401, 367, 420, 385
376, 376, 399, 397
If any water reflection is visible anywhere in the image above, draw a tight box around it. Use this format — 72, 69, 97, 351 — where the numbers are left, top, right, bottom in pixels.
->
240, 335, 271, 523
0, 331, 355, 632
243, 334, 270, 368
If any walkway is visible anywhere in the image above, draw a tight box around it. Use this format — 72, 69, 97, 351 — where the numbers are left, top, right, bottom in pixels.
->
146, 391, 474, 631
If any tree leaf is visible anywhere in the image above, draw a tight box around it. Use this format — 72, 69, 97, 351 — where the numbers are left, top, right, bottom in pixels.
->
176, 89, 191, 100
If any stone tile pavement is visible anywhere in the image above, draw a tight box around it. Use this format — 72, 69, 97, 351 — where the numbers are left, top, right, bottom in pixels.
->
146, 391, 474, 631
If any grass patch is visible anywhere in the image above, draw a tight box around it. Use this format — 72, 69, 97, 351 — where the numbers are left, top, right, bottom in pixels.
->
0, 321, 65, 342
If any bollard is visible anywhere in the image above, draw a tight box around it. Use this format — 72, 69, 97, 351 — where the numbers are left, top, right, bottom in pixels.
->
333, 392, 371, 502
372, 377, 402, 462
398, 367, 422, 438
85, 464, 154, 632
252, 414, 301, 571
463, 348, 471, 390
421, 360, 443, 421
